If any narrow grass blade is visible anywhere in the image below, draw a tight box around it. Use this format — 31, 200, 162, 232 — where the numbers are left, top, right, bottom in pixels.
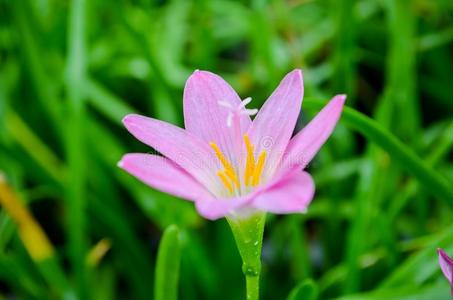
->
65, 0, 89, 296
154, 225, 182, 300
287, 278, 319, 300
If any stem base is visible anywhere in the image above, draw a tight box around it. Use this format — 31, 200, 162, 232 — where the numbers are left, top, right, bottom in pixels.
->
227, 212, 266, 300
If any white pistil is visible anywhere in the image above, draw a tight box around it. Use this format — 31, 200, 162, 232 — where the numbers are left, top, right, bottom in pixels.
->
241, 108, 258, 116
239, 97, 252, 108
218, 97, 258, 128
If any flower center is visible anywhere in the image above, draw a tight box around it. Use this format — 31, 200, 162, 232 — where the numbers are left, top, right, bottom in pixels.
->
209, 135, 267, 196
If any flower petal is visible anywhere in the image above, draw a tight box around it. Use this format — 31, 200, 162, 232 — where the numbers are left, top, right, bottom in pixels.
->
438, 248, 453, 284
252, 171, 314, 214
195, 195, 253, 221
118, 153, 211, 201
248, 69, 304, 179
183, 70, 251, 161
282, 94, 346, 170
122, 114, 222, 193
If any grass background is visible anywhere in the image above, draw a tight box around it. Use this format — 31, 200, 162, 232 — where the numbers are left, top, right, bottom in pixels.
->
0, 0, 452, 299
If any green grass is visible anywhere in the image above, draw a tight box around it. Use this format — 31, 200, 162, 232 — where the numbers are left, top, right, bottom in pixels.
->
0, 0, 452, 299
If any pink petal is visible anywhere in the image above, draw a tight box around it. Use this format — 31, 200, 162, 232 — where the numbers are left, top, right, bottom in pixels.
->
195, 195, 253, 221
122, 114, 222, 193
183, 70, 251, 162
282, 94, 346, 170
118, 153, 211, 201
251, 171, 314, 213
248, 69, 304, 179
438, 248, 453, 285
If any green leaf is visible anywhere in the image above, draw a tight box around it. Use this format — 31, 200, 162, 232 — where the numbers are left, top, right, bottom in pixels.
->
287, 279, 319, 300
65, 0, 89, 297
154, 225, 182, 300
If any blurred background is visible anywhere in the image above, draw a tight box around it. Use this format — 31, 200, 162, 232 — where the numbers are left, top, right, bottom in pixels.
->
0, 0, 452, 299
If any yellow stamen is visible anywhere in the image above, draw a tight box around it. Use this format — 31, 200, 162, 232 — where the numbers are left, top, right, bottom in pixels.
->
210, 142, 231, 169
252, 151, 267, 186
217, 170, 233, 194
210, 142, 240, 189
210, 138, 266, 193
244, 135, 255, 186
225, 168, 240, 189
0, 175, 54, 261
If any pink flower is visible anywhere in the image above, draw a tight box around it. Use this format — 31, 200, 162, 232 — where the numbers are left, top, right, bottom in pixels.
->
438, 248, 453, 296
118, 69, 345, 220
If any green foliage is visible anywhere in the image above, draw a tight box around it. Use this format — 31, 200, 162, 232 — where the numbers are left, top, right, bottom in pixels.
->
287, 279, 319, 300
0, 0, 452, 299
154, 225, 181, 300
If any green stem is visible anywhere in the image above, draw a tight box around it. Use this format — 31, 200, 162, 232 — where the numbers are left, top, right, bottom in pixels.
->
246, 275, 260, 300
227, 212, 266, 300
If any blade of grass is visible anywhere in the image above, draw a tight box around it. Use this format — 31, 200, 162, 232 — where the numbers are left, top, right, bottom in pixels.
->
154, 225, 182, 300
287, 278, 319, 300
65, 0, 88, 297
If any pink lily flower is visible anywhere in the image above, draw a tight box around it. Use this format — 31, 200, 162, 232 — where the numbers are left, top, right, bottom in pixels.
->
438, 248, 453, 296
118, 69, 345, 220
